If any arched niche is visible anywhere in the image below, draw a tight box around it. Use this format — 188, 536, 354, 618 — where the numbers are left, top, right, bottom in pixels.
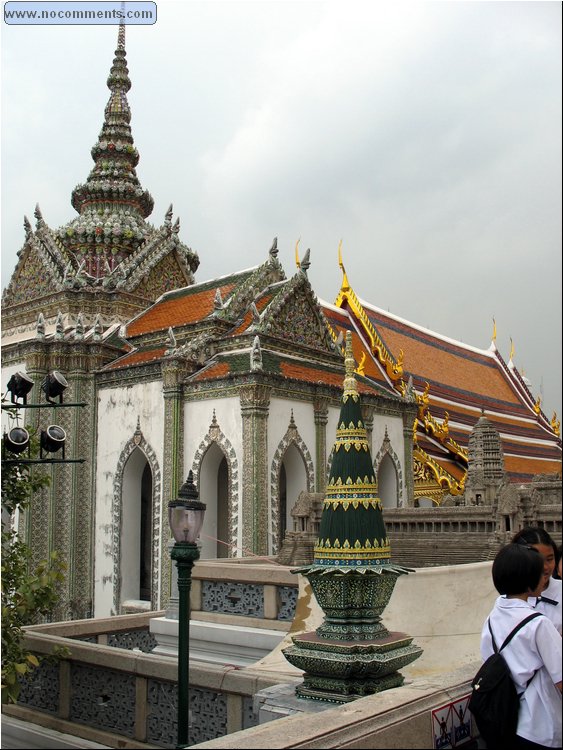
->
112, 424, 161, 613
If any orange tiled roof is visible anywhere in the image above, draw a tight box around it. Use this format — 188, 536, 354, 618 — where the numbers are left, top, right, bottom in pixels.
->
126, 281, 239, 337
279, 360, 381, 396
104, 346, 167, 370
504, 454, 561, 480
190, 361, 231, 382
364, 305, 519, 406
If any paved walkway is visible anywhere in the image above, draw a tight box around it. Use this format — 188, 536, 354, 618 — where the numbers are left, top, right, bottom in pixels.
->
1, 715, 110, 749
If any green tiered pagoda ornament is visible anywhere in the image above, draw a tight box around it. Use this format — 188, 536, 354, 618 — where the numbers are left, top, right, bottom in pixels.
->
283, 332, 422, 702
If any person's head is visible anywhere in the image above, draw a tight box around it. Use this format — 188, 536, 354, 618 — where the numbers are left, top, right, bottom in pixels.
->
492, 543, 544, 598
511, 527, 557, 591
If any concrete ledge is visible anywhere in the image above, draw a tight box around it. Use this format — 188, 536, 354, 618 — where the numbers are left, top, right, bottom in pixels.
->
190, 610, 290, 632
151, 616, 286, 666
190, 663, 479, 749
1, 708, 150, 749
193, 560, 297, 586
23, 611, 166, 638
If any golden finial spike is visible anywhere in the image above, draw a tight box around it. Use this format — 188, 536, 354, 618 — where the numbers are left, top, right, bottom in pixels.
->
509, 337, 515, 362
533, 395, 541, 415
295, 238, 301, 269
492, 318, 497, 342
343, 331, 358, 395
338, 239, 350, 291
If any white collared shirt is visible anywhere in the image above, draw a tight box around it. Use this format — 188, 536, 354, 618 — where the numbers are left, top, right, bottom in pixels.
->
533, 578, 562, 635
481, 597, 562, 748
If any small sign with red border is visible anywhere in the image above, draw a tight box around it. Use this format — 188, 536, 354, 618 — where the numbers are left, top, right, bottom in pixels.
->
432, 694, 472, 749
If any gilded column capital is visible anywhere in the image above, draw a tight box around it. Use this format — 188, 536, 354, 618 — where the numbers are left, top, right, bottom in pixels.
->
162, 357, 187, 392
239, 382, 271, 412
313, 397, 329, 425
361, 404, 375, 427
402, 403, 418, 429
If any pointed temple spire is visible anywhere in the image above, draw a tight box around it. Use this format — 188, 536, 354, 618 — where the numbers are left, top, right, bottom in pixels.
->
313, 331, 400, 570
57, 22, 154, 279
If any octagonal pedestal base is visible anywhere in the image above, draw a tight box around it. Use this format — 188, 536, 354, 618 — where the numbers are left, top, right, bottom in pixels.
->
283, 630, 423, 704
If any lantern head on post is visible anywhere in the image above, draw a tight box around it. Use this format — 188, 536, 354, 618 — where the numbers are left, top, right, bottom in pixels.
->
168, 471, 206, 545
6, 372, 34, 405
41, 371, 69, 404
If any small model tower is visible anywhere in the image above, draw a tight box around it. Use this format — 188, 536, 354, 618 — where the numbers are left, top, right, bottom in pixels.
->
283, 332, 422, 701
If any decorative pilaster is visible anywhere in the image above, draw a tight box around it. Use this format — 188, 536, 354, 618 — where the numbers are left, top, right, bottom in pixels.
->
66, 368, 96, 620
161, 357, 185, 608
21, 345, 50, 573
20, 339, 97, 621
162, 358, 185, 499
240, 383, 271, 555
313, 394, 329, 493
402, 408, 417, 506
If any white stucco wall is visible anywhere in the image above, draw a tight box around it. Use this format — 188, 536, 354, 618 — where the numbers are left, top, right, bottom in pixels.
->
94, 379, 165, 617
326, 404, 341, 470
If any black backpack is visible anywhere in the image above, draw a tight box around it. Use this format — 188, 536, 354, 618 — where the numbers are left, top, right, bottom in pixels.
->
468, 612, 542, 748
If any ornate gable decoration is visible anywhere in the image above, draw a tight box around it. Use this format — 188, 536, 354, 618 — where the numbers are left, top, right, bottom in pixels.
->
255, 271, 337, 355
2, 235, 63, 306
215, 240, 285, 323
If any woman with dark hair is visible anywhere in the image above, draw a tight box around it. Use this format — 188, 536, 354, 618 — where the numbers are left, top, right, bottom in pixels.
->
512, 527, 562, 635
481, 544, 562, 749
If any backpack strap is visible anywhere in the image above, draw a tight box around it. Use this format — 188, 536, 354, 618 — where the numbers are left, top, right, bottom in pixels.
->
487, 619, 499, 654
499, 612, 543, 652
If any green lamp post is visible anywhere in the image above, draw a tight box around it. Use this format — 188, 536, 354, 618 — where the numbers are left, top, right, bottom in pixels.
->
168, 471, 206, 749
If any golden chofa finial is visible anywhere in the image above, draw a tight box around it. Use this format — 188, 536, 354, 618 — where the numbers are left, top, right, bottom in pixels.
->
295, 238, 301, 269
492, 318, 497, 343
533, 395, 541, 415
509, 337, 515, 362
343, 331, 358, 396
551, 412, 560, 437
338, 239, 350, 292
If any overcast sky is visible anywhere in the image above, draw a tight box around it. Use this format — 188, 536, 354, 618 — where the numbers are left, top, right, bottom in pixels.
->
1, 1, 561, 419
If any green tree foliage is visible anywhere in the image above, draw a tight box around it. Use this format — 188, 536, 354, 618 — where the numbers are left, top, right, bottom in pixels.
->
1, 430, 67, 703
